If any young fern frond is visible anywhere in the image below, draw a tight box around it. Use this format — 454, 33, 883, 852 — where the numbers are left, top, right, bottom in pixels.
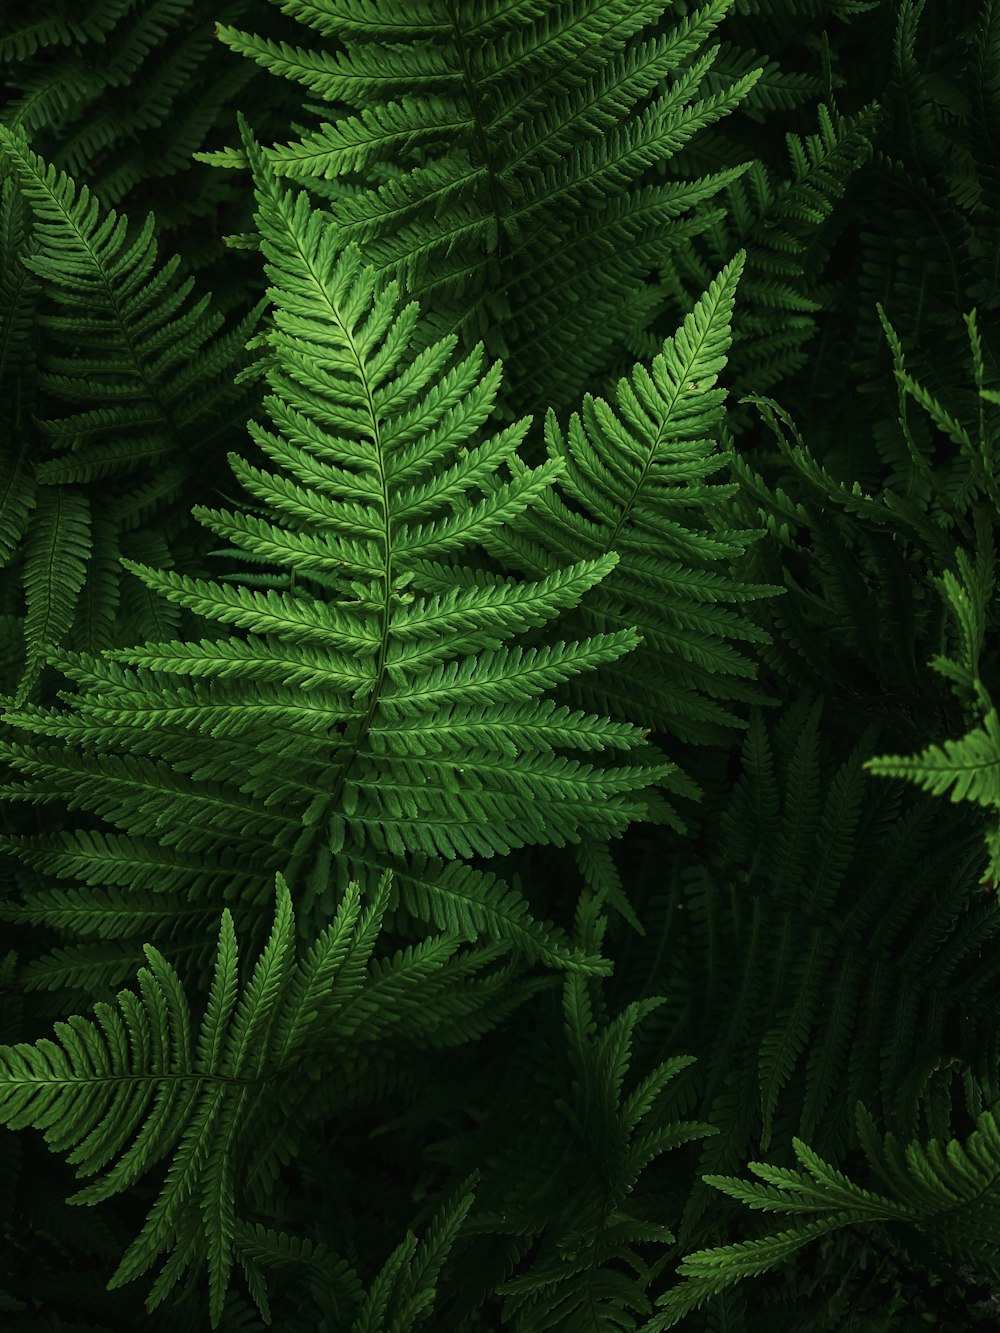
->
658, 101, 879, 412
0, 126, 264, 492
493, 989, 712, 1330
862, 322, 1000, 888
391, 889, 715, 1330
345, 1177, 478, 1333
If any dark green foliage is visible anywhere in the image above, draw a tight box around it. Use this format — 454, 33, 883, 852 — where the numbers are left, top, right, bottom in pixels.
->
481, 250, 781, 755
657, 100, 879, 414
0, 128, 264, 706
0, 0, 286, 296
0, 121, 682, 1009
3, 2, 1000, 1330
203, 0, 764, 416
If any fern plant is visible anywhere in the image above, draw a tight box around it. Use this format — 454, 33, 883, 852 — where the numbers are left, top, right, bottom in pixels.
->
479, 247, 781, 754
864, 509, 1000, 885
0, 864, 503, 1327
200, 0, 763, 414
0, 127, 264, 706
467, 244, 783, 922
361, 885, 717, 1330
657, 99, 879, 416
858, 308, 1000, 886
759, 0, 1000, 483
5, 2, 1000, 1328
0, 114, 693, 1006
599, 692, 1000, 1264
731, 301, 1000, 889
653, 1094, 1000, 1329
0, 0, 272, 290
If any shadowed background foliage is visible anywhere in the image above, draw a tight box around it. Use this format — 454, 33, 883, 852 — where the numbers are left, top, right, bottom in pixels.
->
2, 1, 1000, 1329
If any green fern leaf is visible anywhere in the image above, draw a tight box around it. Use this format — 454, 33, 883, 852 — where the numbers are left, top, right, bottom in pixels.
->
481, 250, 781, 778
0, 118, 668, 979
660, 101, 878, 407
18, 486, 91, 703
0, 126, 263, 490
654, 1091, 1000, 1328
0, 867, 471, 1325
203, 0, 761, 411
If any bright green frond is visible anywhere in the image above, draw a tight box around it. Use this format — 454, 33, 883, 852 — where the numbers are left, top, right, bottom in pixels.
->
1, 117, 669, 984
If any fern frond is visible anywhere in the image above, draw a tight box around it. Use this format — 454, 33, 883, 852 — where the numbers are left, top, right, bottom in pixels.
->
232, 1219, 364, 1327
348, 1176, 478, 1332
865, 500, 1000, 884
203, 0, 762, 412
0, 119, 671, 979
481, 250, 781, 763
0, 867, 493, 1326
0, 127, 264, 698
0, 126, 262, 485
653, 1092, 1000, 1328
17, 486, 90, 704
610, 687, 1000, 1265
660, 100, 878, 412
421, 892, 715, 1330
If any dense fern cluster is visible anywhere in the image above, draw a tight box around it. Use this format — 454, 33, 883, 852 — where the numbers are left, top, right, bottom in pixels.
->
3, 1, 1000, 1330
